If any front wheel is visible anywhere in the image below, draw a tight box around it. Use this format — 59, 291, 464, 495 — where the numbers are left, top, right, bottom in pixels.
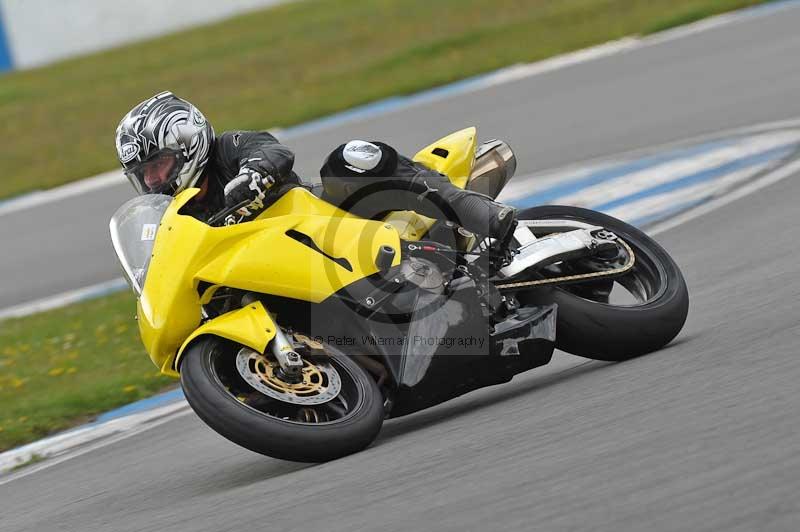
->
515, 205, 689, 361
180, 336, 385, 462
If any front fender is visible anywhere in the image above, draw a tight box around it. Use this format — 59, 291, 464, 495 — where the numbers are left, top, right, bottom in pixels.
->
174, 301, 277, 373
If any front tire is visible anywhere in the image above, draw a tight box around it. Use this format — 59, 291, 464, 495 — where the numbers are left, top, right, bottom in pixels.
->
516, 205, 689, 361
180, 337, 385, 462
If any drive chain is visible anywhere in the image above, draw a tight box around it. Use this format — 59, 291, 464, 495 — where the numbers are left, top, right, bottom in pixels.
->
495, 238, 636, 290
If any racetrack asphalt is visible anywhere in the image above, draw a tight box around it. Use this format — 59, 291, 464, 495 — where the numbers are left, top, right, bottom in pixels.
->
2, 4, 800, 531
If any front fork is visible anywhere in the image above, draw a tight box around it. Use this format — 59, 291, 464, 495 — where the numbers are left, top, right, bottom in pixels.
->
270, 326, 304, 381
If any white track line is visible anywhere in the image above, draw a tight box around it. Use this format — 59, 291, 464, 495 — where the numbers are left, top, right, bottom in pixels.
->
648, 156, 800, 236
0, 170, 124, 218
0, 278, 127, 321
500, 118, 800, 202
603, 163, 773, 221
0, 405, 191, 485
546, 132, 800, 208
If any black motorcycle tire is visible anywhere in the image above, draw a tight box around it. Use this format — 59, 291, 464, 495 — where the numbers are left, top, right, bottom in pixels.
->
180, 337, 385, 462
516, 205, 689, 361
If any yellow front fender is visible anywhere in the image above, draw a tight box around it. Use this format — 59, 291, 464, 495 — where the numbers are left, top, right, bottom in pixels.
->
172, 301, 277, 374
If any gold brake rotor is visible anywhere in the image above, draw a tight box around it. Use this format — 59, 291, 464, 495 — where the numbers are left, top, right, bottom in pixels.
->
253, 356, 326, 395
235, 348, 342, 405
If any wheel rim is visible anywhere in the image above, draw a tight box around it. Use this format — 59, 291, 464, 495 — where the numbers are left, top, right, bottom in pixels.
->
208, 343, 364, 425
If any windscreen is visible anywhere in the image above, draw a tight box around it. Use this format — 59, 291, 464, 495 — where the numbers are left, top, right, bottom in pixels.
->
109, 194, 173, 296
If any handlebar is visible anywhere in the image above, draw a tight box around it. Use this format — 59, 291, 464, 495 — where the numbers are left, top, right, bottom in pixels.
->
206, 199, 252, 227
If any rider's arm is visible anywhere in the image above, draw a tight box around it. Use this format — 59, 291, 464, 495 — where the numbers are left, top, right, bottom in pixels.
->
215, 130, 296, 182
215, 131, 298, 221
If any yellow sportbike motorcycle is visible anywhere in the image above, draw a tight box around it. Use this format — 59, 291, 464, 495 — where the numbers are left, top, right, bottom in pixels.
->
110, 128, 688, 462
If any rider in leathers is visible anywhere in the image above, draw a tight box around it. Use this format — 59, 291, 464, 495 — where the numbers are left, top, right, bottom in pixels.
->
115, 91, 517, 244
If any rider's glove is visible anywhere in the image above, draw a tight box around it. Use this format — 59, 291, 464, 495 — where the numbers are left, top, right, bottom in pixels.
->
223, 163, 276, 219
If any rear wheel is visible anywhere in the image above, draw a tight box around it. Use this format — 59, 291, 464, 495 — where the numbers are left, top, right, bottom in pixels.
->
515, 205, 689, 361
180, 336, 384, 462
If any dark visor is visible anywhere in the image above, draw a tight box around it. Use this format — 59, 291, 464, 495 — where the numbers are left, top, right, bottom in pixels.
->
125, 150, 184, 195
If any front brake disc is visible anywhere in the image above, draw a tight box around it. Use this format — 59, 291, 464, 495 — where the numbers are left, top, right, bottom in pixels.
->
235, 348, 342, 405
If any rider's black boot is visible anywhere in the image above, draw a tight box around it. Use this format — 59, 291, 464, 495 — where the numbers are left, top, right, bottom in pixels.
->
489, 206, 518, 272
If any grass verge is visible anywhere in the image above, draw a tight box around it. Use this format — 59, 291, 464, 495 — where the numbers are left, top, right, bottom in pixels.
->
0, 291, 173, 452
0, 0, 773, 199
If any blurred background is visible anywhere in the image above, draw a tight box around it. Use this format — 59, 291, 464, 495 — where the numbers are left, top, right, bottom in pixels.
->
0, 0, 768, 196
2, 1, 800, 530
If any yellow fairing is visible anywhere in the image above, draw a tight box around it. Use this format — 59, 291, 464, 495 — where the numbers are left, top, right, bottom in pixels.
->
383, 210, 438, 240
199, 191, 401, 301
138, 187, 400, 375
412, 126, 477, 189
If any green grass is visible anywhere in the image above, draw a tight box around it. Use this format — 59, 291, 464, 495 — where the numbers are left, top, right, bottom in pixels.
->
0, 292, 173, 451
0, 0, 773, 199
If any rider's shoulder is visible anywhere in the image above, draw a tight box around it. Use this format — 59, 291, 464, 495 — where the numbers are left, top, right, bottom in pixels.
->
218, 130, 282, 148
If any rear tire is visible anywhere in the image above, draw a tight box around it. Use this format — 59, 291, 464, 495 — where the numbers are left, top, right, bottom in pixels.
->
516, 205, 689, 361
180, 337, 385, 462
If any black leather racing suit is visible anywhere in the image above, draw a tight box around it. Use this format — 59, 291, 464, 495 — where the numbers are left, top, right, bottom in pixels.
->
320, 141, 515, 240
184, 131, 514, 241
182, 130, 299, 221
